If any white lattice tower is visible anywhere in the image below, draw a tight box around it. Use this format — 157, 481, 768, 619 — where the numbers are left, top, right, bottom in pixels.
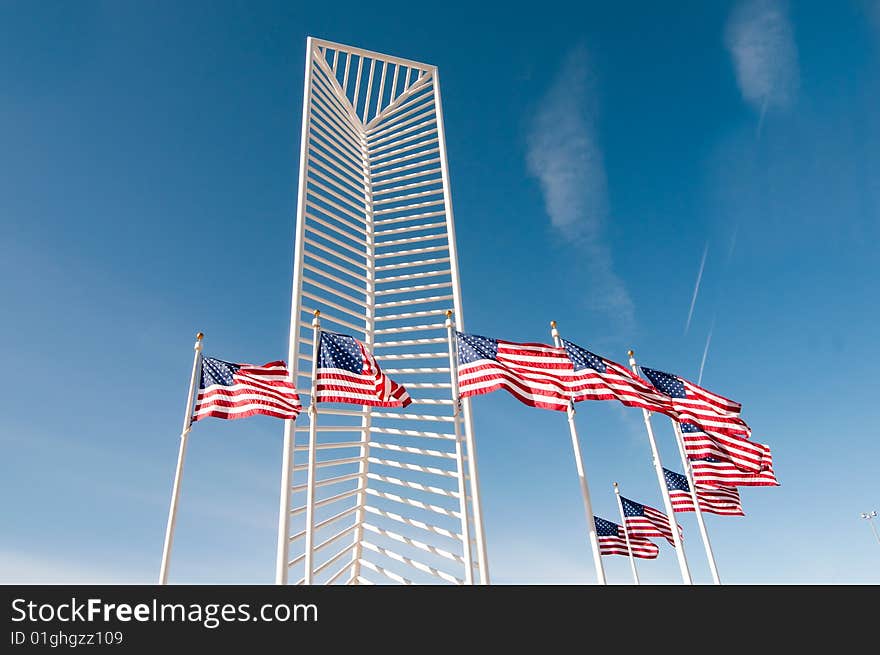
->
274, 38, 489, 585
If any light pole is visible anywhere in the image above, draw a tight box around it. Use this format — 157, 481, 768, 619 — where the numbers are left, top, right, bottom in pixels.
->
860, 511, 880, 545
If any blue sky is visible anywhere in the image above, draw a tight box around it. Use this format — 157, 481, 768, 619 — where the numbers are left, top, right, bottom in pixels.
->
2, 0, 880, 584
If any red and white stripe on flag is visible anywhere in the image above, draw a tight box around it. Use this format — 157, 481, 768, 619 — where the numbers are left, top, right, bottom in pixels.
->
669, 485, 745, 516
192, 359, 302, 422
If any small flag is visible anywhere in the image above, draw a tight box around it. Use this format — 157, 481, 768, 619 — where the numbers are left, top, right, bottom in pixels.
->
620, 496, 681, 546
192, 358, 302, 422
316, 331, 412, 407
679, 422, 767, 473
691, 455, 779, 488
561, 340, 675, 414
595, 516, 659, 559
640, 366, 750, 439
456, 332, 570, 411
664, 468, 745, 516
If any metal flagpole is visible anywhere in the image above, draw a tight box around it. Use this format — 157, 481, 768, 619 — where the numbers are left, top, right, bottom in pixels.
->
303, 310, 322, 584
613, 482, 640, 585
626, 349, 693, 585
444, 311, 475, 585
550, 321, 606, 585
670, 419, 721, 584
159, 332, 204, 585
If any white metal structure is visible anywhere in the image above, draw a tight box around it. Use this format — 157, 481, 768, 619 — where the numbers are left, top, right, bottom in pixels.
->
275, 37, 489, 585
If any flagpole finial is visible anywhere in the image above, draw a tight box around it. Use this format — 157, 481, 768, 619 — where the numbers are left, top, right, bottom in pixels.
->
313, 309, 320, 318
550, 320, 557, 329
445, 310, 453, 318
627, 349, 634, 357
196, 332, 203, 341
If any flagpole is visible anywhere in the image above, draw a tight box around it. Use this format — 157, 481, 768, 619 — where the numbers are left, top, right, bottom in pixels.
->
303, 310, 321, 584
159, 332, 204, 585
671, 418, 721, 584
627, 349, 692, 585
551, 321, 606, 585
613, 482, 640, 585
445, 311, 475, 585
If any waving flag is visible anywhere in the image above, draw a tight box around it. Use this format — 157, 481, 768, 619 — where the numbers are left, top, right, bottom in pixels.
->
455, 332, 570, 411
691, 455, 779, 488
192, 358, 302, 422
620, 496, 681, 546
594, 516, 659, 559
316, 331, 412, 407
639, 366, 750, 439
664, 468, 745, 516
679, 422, 767, 473
561, 340, 673, 414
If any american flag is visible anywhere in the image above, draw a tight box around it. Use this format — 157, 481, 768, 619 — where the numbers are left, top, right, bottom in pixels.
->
620, 496, 681, 546
595, 516, 659, 559
561, 339, 674, 414
664, 468, 745, 516
680, 422, 776, 480
192, 357, 302, 422
640, 366, 750, 440
678, 422, 768, 473
456, 332, 570, 411
691, 455, 779, 488
315, 331, 412, 407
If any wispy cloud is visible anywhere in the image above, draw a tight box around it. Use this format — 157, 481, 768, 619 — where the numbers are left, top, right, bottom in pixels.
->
685, 243, 708, 335
526, 44, 633, 325
725, 0, 799, 128
698, 318, 715, 385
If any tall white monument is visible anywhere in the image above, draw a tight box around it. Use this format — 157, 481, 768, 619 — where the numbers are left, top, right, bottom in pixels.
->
275, 38, 489, 585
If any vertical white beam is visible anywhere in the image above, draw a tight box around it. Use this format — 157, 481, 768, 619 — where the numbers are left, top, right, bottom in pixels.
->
671, 419, 721, 584
276, 37, 315, 585
445, 311, 475, 584
432, 66, 490, 584
613, 482, 640, 586
159, 332, 204, 585
362, 58, 376, 123
351, 104, 374, 584
551, 322, 606, 585
627, 350, 693, 585
303, 311, 323, 584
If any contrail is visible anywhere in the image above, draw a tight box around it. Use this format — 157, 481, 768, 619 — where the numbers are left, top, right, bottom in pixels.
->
698, 320, 715, 386
756, 94, 769, 138
685, 243, 709, 335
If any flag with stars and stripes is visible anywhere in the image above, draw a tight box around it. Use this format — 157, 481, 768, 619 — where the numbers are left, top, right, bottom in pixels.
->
192, 357, 302, 422
561, 340, 675, 414
664, 468, 745, 516
639, 366, 751, 440
678, 421, 768, 473
594, 516, 659, 559
620, 496, 682, 546
315, 331, 412, 408
455, 331, 571, 411
691, 454, 779, 488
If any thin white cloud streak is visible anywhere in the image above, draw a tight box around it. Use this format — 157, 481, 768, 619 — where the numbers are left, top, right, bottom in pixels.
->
725, 0, 799, 114
728, 224, 739, 261
685, 243, 708, 335
698, 319, 715, 386
526, 44, 634, 325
